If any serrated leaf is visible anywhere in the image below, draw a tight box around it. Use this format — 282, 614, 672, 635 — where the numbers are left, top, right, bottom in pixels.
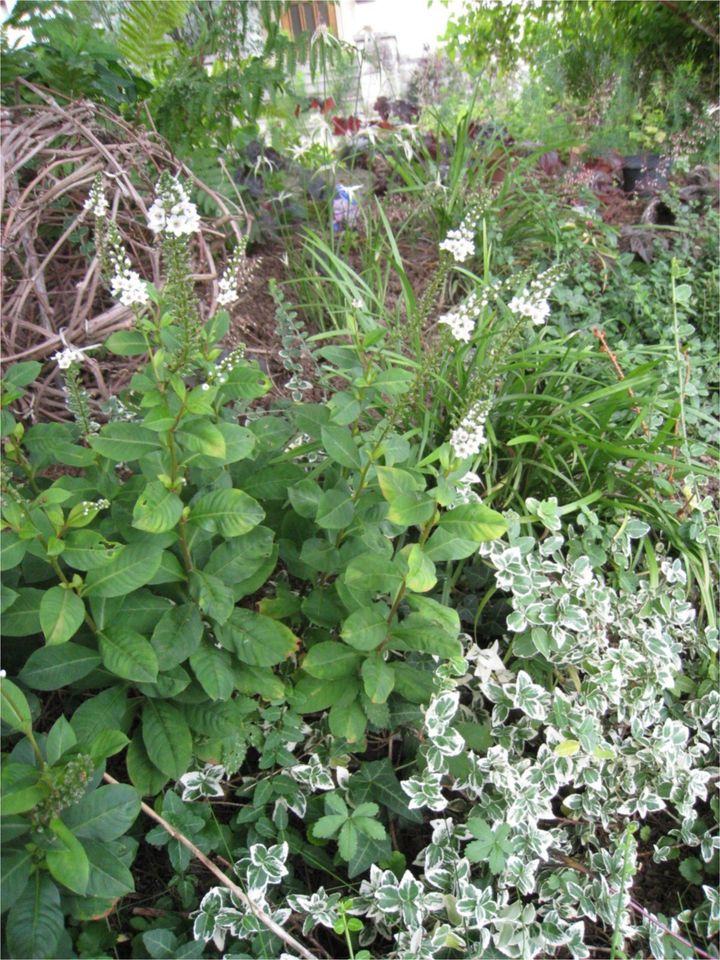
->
338, 820, 358, 861
39, 586, 85, 646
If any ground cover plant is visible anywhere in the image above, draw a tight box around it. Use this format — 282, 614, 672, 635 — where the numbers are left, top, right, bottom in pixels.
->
1, 3, 719, 959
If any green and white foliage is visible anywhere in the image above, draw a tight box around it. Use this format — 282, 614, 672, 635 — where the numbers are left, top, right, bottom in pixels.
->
317, 507, 718, 959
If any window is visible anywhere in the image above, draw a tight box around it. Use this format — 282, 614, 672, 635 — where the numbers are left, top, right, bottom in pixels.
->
281, 2, 338, 40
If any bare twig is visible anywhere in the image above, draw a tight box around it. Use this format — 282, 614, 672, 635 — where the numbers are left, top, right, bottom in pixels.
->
103, 773, 317, 960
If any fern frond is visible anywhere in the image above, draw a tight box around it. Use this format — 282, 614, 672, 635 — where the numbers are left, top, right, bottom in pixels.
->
117, 0, 191, 72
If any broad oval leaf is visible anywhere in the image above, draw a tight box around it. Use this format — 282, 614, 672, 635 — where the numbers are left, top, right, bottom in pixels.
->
302, 641, 361, 680
89, 422, 161, 461
189, 488, 264, 538
189, 645, 234, 701
437, 503, 507, 543
6, 873, 63, 960
19, 642, 101, 690
39, 586, 85, 646
46, 817, 90, 894
217, 609, 299, 666
63, 784, 140, 841
341, 605, 389, 651
132, 482, 184, 534
142, 701, 193, 779
84, 544, 163, 598
98, 628, 159, 683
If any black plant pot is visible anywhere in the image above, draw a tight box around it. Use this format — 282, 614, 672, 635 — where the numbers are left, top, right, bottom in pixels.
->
622, 153, 671, 197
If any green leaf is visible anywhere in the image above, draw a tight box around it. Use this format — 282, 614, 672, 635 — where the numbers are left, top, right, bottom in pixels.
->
204, 526, 274, 584
389, 614, 461, 658
354, 816, 386, 840
84, 544, 163, 598
240, 462, 304, 500
288, 478, 323, 518
126, 732, 169, 796
342, 553, 404, 604
348, 831, 391, 879
313, 814, 346, 838
0, 587, 43, 636
0, 678, 32, 733
6, 873, 63, 960
19, 642, 101, 690
178, 420, 227, 460
302, 641, 361, 680
386, 493, 436, 527
46, 716, 77, 765
0, 847, 32, 913
403, 543, 437, 592
46, 817, 90, 894
0, 531, 27, 571
329, 697, 367, 743
132, 482, 184, 533
189, 570, 234, 625
233, 664, 285, 701
375, 465, 424, 501
189, 488, 264, 537
150, 604, 203, 668
105, 330, 148, 356
361, 655, 395, 704
321, 425, 362, 469
217, 609, 299, 666
1, 765, 46, 814
39, 586, 85, 646
62, 784, 140, 841
437, 503, 507, 542
89, 422, 161, 461
349, 758, 422, 823
88, 729, 129, 764
83, 839, 136, 899
424, 527, 482, 561
71, 686, 130, 743
290, 674, 355, 713
341, 604, 389, 651
99, 628, 159, 683
554, 739, 580, 757
3, 360, 42, 388
142, 701, 193, 779
338, 820, 359, 861
392, 662, 436, 703
315, 488, 354, 530
190, 645, 234, 701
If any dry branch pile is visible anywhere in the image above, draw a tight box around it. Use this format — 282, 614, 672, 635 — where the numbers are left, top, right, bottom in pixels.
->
1, 82, 247, 422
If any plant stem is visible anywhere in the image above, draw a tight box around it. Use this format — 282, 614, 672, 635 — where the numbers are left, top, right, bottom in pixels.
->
103, 773, 318, 960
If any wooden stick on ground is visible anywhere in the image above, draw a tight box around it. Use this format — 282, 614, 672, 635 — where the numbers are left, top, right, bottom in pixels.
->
103, 773, 317, 960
